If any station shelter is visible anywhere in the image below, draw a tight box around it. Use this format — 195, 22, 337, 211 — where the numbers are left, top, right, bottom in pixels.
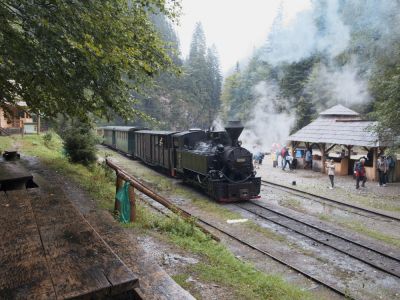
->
287, 104, 399, 182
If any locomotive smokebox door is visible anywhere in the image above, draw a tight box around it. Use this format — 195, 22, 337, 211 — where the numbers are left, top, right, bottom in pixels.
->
239, 189, 249, 199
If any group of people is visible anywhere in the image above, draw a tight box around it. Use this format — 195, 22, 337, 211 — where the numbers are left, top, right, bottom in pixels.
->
326, 154, 396, 190
268, 143, 397, 189
377, 155, 396, 186
271, 146, 296, 171
325, 157, 368, 189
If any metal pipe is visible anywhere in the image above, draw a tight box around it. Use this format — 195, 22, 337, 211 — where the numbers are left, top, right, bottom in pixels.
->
106, 159, 220, 241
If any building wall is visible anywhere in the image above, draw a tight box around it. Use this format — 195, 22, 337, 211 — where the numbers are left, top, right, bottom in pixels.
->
335, 158, 349, 176
0, 107, 33, 128
0, 108, 10, 128
24, 123, 37, 134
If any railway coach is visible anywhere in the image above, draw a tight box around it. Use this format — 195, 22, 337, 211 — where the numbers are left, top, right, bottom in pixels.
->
102, 126, 144, 156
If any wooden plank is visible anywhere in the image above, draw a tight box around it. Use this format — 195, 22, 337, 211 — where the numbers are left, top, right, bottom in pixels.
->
27, 188, 138, 299
0, 162, 32, 183
38, 222, 112, 299
0, 191, 57, 299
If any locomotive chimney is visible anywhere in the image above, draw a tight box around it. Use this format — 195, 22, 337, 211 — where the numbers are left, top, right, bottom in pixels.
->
225, 120, 244, 146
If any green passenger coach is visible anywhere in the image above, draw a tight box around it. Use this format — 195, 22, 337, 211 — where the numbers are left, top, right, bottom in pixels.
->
101, 126, 144, 156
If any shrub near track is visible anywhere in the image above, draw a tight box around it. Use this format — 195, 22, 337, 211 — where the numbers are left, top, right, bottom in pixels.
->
0, 134, 312, 300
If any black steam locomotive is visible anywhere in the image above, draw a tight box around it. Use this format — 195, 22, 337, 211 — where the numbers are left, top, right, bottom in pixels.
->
101, 121, 261, 202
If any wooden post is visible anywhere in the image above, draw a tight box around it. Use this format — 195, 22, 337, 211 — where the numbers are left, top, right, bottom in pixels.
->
320, 143, 326, 174
290, 142, 294, 157
115, 172, 123, 214
128, 185, 136, 222
21, 121, 24, 138
372, 147, 378, 182
37, 112, 41, 135
345, 145, 352, 158
291, 141, 299, 157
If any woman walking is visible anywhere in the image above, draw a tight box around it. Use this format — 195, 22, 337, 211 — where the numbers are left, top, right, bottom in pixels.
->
326, 159, 335, 189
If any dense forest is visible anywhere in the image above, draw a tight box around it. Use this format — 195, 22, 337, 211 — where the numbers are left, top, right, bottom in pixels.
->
113, 18, 222, 131
221, 0, 400, 149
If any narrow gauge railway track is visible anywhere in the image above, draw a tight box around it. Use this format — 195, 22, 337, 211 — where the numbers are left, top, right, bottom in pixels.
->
235, 200, 400, 279
140, 197, 352, 299
262, 180, 400, 223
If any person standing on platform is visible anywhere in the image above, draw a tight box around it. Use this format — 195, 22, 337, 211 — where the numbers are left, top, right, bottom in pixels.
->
383, 156, 389, 185
281, 147, 287, 169
377, 156, 386, 187
272, 151, 278, 168
355, 158, 367, 189
387, 155, 396, 183
282, 147, 290, 170
304, 149, 312, 169
285, 153, 293, 170
326, 159, 335, 189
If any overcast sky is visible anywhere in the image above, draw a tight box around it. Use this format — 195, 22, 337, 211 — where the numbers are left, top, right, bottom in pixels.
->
174, 0, 311, 74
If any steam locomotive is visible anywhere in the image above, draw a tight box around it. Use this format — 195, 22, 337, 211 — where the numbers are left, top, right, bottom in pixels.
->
101, 121, 261, 202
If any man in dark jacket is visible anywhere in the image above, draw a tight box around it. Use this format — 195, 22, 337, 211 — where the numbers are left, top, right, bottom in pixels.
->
355, 158, 367, 189
377, 156, 386, 186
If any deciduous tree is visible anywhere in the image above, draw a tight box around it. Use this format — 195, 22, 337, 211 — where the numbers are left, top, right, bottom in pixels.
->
0, 0, 181, 121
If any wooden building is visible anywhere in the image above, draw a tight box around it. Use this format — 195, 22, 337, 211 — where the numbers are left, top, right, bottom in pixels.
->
0, 102, 34, 134
287, 104, 398, 182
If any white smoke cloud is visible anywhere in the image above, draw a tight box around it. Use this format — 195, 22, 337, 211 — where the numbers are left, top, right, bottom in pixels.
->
240, 82, 294, 152
211, 116, 225, 131
222, 0, 394, 152
304, 61, 371, 110
263, 0, 350, 65
329, 63, 371, 106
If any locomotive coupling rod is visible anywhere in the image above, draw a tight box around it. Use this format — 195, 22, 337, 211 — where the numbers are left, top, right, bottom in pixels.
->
105, 159, 220, 241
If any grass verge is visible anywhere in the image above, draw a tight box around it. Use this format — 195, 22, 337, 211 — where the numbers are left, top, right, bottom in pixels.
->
317, 213, 400, 248
0, 134, 312, 300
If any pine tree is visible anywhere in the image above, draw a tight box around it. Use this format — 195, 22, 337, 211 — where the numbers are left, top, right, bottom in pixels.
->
206, 45, 222, 124
184, 22, 213, 128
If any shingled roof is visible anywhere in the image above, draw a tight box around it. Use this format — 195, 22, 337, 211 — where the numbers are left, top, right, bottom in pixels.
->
288, 105, 386, 147
319, 104, 360, 116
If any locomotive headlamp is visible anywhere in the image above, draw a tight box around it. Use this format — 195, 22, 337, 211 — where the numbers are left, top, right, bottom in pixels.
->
217, 144, 224, 152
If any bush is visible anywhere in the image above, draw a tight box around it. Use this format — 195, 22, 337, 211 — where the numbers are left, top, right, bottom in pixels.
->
62, 122, 97, 165
42, 131, 53, 148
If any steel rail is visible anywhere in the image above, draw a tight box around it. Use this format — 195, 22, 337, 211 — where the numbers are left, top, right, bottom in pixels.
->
140, 195, 353, 299
262, 180, 400, 222
236, 201, 400, 279
194, 217, 354, 299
